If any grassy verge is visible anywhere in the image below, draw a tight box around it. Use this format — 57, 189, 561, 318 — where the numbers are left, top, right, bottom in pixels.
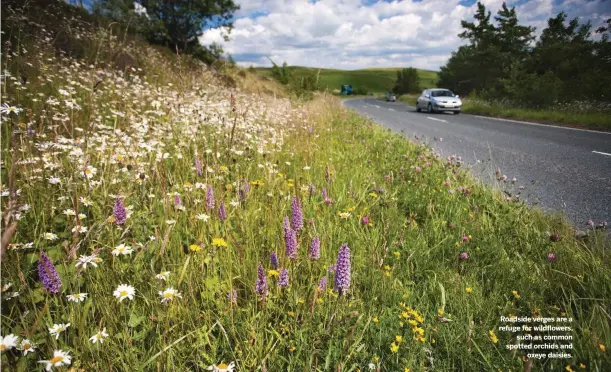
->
462, 100, 611, 131
398, 94, 419, 106
1, 2, 610, 372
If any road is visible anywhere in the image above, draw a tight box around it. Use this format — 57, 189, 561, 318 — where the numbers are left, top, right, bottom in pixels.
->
344, 98, 611, 225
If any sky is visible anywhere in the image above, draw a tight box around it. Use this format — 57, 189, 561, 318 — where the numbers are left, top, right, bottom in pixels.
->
198, 0, 611, 71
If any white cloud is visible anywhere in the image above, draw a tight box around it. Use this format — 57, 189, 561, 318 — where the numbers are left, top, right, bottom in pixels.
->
200, 0, 611, 70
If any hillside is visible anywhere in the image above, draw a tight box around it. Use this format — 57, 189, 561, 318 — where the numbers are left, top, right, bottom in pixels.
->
254, 66, 438, 94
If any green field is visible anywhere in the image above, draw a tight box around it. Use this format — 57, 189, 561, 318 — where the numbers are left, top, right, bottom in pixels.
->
254, 66, 438, 94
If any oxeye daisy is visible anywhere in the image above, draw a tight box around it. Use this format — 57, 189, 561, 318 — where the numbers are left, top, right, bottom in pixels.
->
43, 232, 58, 241
111, 244, 134, 256
48, 323, 70, 339
76, 254, 102, 270
155, 271, 170, 281
207, 361, 236, 372
196, 213, 210, 222
113, 284, 135, 302
89, 328, 109, 344
0, 334, 18, 352
19, 338, 36, 355
66, 293, 87, 303
38, 350, 71, 371
159, 287, 182, 303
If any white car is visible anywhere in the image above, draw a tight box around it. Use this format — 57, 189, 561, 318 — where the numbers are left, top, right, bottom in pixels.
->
416, 89, 462, 114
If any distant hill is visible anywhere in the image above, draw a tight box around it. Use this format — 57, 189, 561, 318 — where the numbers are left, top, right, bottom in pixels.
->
253, 66, 438, 94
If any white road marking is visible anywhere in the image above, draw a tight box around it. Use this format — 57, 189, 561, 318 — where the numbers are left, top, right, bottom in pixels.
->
388, 108, 395, 111
473, 115, 611, 135
592, 151, 611, 157
374, 105, 380, 108
426, 116, 447, 123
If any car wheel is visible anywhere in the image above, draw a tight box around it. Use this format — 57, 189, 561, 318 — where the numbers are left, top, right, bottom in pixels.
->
427, 103, 433, 113
454, 111, 460, 115
416, 106, 421, 112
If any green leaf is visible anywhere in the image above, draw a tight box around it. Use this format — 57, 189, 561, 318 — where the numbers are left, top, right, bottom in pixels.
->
128, 313, 146, 328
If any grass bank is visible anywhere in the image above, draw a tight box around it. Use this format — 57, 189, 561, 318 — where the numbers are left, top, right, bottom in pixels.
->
1, 1, 610, 372
462, 99, 611, 132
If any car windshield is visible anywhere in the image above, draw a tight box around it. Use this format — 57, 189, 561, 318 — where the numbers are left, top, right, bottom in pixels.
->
431, 90, 455, 98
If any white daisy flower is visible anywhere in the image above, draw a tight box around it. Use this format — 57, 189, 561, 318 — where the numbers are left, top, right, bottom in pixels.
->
155, 271, 170, 281
43, 232, 58, 240
207, 361, 235, 372
75, 254, 102, 270
19, 338, 36, 355
48, 323, 70, 340
71, 225, 88, 234
159, 287, 182, 303
89, 328, 109, 344
0, 103, 23, 115
111, 244, 134, 256
63, 209, 76, 216
66, 293, 87, 303
196, 213, 210, 222
83, 166, 97, 179
0, 334, 18, 352
303, 166, 311, 170
113, 284, 135, 302
38, 350, 71, 371
48, 177, 61, 184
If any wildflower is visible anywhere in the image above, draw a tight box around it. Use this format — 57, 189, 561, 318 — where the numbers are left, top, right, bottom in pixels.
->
228, 289, 238, 304
113, 284, 135, 302
566, 365, 575, 372
390, 342, 399, 353
465, 287, 473, 294
212, 238, 228, 248
395, 335, 403, 343
174, 194, 184, 210
512, 290, 520, 299
373, 317, 379, 324
462, 236, 469, 242
43, 232, 58, 241
76, 254, 102, 270
38, 252, 62, 294
48, 177, 61, 185
267, 269, 280, 278
488, 330, 498, 344
48, 323, 70, 339
550, 233, 560, 242
189, 244, 202, 253
322, 188, 327, 199
113, 197, 127, 225
19, 339, 36, 355
0, 103, 23, 115
112, 244, 134, 256
206, 186, 215, 210
66, 293, 87, 303
84, 166, 97, 179
196, 213, 210, 222
156, 271, 170, 281
600, 344, 606, 352
207, 361, 236, 372
459, 252, 469, 261
89, 328, 109, 344
579, 363, 586, 369
255, 263, 268, 299
361, 216, 370, 225
339, 212, 351, 219
334, 243, 351, 295
291, 196, 304, 231
38, 350, 71, 371
159, 288, 182, 303
512, 177, 517, 183
270, 252, 279, 269
0, 334, 18, 352
309, 236, 321, 260
308, 184, 315, 198
278, 268, 289, 288
393, 251, 400, 258
317, 276, 327, 292
547, 252, 557, 262
285, 228, 297, 259
218, 201, 227, 221
415, 166, 422, 173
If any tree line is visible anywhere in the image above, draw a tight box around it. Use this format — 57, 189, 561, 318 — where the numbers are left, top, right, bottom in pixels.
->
438, 2, 611, 108
92, 0, 239, 65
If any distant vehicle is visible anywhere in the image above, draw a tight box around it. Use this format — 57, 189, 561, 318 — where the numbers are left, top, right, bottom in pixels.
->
340, 85, 353, 95
386, 92, 396, 102
416, 88, 462, 114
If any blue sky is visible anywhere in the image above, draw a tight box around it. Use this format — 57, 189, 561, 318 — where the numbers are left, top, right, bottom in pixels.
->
198, 0, 610, 70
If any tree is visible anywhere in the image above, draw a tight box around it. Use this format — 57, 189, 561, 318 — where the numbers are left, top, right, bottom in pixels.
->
393, 68, 420, 94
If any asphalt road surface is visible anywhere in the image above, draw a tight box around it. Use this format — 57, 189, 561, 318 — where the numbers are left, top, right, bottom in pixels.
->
344, 98, 611, 225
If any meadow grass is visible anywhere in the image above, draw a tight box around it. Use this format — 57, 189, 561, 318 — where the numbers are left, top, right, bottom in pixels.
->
254, 67, 438, 95
1, 1, 611, 372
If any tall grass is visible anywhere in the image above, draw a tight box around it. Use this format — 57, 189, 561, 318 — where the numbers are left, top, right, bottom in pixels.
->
1, 1, 610, 372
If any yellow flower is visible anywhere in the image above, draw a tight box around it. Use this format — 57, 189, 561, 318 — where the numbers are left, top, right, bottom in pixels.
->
287, 311, 296, 317
267, 270, 279, 278
465, 287, 473, 294
512, 290, 520, 299
455, 242, 460, 247
600, 344, 606, 352
374, 355, 379, 362
250, 180, 264, 187
489, 330, 498, 344
404, 368, 410, 372
393, 251, 400, 258
390, 342, 399, 353
395, 335, 403, 343
316, 298, 323, 304
189, 244, 202, 252
437, 308, 444, 316
413, 327, 425, 337
384, 271, 391, 277
408, 319, 417, 327
369, 192, 378, 198
106, 216, 116, 223
339, 212, 351, 219
372, 317, 379, 324
415, 335, 426, 343
219, 165, 229, 173
579, 364, 586, 369
225, 184, 233, 191
288, 345, 296, 352
566, 365, 575, 372
212, 238, 228, 247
